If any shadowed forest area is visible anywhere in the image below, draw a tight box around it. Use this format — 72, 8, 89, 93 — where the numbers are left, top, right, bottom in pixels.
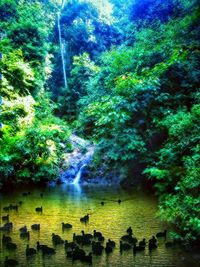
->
0, 0, 200, 256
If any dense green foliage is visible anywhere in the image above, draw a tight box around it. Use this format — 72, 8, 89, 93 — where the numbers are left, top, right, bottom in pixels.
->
49, 0, 122, 117
0, 0, 71, 187
0, 0, 199, 243
74, 0, 200, 241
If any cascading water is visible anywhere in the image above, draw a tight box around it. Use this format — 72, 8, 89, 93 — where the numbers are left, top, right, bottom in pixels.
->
60, 135, 95, 185
57, 1, 93, 184
72, 164, 86, 185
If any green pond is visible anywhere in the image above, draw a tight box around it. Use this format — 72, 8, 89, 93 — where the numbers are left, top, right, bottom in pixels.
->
0, 184, 199, 267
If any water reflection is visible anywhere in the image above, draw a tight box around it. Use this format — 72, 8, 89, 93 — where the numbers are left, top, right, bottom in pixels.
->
0, 185, 199, 267
61, 183, 82, 199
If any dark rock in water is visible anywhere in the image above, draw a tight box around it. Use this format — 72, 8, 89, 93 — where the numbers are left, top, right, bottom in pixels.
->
20, 231, 30, 240
19, 226, 27, 233
80, 214, 89, 223
56, 178, 64, 185
31, 224, 40, 230
62, 223, 72, 229
105, 244, 113, 254
2, 214, 9, 221
9, 204, 18, 211
0, 222, 13, 231
3, 206, 10, 212
52, 233, 64, 245
80, 169, 90, 180
165, 241, 174, 248
47, 181, 56, 187
156, 230, 167, 238
66, 167, 76, 177
4, 256, 18, 267
35, 207, 42, 212
6, 242, 17, 250
61, 167, 76, 183
42, 246, 56, 255
120, 241, 132, 252
92, 241, 104, 255
2, 235, 12, 244
26, 245, 37, 256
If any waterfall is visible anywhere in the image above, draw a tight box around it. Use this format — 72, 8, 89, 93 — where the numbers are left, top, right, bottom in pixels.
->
57, 1, 67, 88
72, 164, 86, 185
60, 135, 95, 185
71, 146, 94, 184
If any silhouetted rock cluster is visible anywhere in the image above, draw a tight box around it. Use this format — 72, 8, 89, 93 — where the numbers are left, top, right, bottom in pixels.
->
1, 192, 180, 266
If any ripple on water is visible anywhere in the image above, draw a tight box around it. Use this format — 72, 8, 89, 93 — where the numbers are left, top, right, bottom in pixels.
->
0, 184, 198, 267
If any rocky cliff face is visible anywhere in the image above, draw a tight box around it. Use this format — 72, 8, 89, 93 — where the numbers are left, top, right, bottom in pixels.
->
59, 135, 124, 185
60, 134, 94, 183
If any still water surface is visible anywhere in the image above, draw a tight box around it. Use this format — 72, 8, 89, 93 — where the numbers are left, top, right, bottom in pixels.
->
0, 184, 199, 267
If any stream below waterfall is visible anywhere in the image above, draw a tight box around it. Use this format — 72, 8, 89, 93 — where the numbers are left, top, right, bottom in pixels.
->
0, 184, 199, 267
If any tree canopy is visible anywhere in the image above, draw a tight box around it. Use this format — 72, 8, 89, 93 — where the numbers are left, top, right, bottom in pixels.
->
0, 0, 199, 243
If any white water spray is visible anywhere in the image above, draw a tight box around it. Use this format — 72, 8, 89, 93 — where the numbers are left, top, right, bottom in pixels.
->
72, 145, 94, 184
60, 135, 95, 185
72, 164, 86, 185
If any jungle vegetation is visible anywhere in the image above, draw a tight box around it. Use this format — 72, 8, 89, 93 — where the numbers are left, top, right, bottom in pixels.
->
0, 0, 199, 243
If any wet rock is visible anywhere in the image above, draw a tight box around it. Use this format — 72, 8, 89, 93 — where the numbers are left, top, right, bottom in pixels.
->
60, 135, 94, 184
